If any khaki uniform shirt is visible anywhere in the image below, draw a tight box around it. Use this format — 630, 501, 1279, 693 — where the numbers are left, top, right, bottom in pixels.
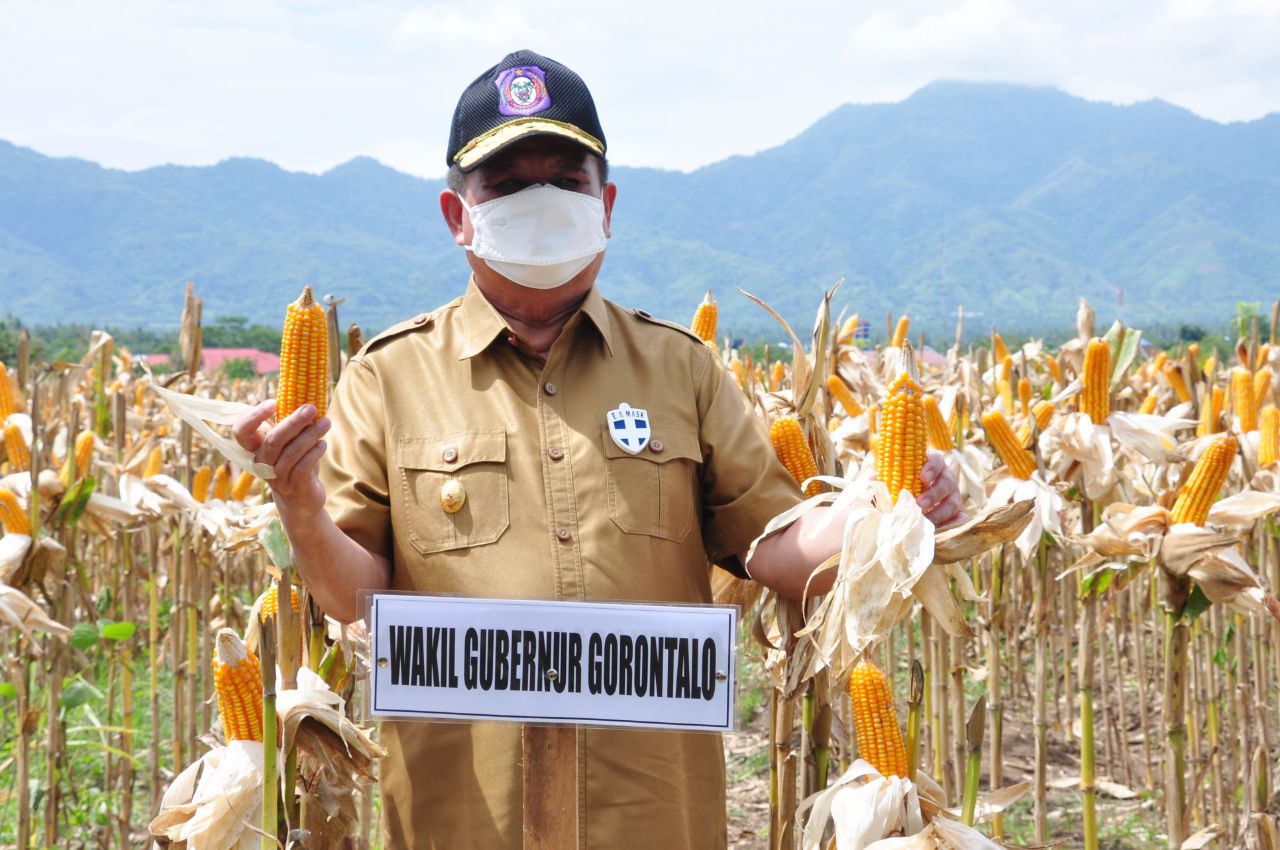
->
320, 278, 801, 849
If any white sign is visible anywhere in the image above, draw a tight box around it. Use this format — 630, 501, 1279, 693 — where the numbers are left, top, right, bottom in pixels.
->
367, 595, 737, 732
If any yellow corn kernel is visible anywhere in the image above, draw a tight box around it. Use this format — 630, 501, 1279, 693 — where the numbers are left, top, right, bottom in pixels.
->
0, 487, 30, 535
1170, 434, 1236, 526
770, 360, 786, 392
923, 395, 954, 452
827, 374, 863, 417
1017, 377, 1033, 419
0, 362, 17, 420
876, 345, 927, 503
1254, 367, 1274, 410
866, 404, 879, 436
1044, 354, 1063, 387
848, 659, 908, 779
1260, 406, 1280, 467
277, 286, 330, 420
4, 423, 30, 472
213, 629, 264, 742
1203, 354, 1218, 381
191, 465, 212, 503
1188, 342, 1201, 362
143, 445, 163, 479
1138, 392, 1159, 415
1163, 364, 1192, 404
1081, 338, 1111, 424
983, 409, 1035, 480
1197, 386, 1223, 437
231, 470, 256, 502
992, 332, 1010, 364
890, 316, 910, 349
1232, 367, 1258, 432
260, 584, 301, 620
999, 355, 1013, 384
996, 378, 1013, 417
1016, 400, 1054, 447
212, 463, 232, 501
1151, 351, 1168, 377
690, 290, 717, 343
770, 415, 821, 497
836, 314, 861, 346
1259, 344, 1272, 371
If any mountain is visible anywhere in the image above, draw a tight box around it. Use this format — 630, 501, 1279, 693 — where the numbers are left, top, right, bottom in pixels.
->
2, 81, 1278, 339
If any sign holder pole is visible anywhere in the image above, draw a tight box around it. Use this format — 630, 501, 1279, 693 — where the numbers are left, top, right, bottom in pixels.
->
522, 723, 578, 848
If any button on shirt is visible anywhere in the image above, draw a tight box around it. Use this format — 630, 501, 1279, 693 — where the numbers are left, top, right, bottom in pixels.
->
319, 278, 802, 850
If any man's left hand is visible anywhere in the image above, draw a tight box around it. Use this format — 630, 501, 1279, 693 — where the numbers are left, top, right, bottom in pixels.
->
917, 452, 966, 528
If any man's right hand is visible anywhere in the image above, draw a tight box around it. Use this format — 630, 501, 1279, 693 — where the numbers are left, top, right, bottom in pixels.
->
232, 400, 331, 518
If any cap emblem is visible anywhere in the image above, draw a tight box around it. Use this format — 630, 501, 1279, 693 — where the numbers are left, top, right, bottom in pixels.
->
496, 66, 551, 116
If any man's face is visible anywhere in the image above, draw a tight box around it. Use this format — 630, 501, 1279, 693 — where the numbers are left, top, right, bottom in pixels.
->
440, 136, 617, 299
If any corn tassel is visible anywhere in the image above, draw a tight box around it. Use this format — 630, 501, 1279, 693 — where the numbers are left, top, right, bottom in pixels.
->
983, 409, 1035, 480
1163, 364, 1192, 404
1232, 367, 1258, 432
0, 487, 30, 535
277, 285, 330, 420
849, 659, 908, 779
1169, 434, 1235, 526
4, 423, 30, 472
1081, 337, 1111, 424
876, 343, 927, 503
923, 395, 954, 452
827, 374, 863, 417
191, 465, 212, 503
1260, 406, 1280, 467
771, 415, 821, 497
690, 290, 717, 343
213, 629, 264, 742
212, 463, 232, 500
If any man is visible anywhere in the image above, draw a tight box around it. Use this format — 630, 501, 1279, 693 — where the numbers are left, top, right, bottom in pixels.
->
233, 49, 963, 849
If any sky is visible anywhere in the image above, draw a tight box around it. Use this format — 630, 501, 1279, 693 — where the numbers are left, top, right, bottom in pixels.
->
2, 0, 1278, 179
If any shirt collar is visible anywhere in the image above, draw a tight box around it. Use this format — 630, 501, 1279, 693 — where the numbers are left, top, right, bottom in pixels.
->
458, 276, 615, 359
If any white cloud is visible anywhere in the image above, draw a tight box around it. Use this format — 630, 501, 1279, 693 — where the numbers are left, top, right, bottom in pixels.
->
0, 0, 1276, 177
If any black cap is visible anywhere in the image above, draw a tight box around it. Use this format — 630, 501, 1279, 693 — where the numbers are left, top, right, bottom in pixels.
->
446, 49, 607, 172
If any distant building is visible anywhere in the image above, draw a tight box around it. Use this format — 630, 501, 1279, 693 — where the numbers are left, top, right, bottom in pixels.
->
144, 347, 281, 374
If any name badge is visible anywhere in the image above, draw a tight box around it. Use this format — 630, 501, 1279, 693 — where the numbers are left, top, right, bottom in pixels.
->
367, 594, 737, 732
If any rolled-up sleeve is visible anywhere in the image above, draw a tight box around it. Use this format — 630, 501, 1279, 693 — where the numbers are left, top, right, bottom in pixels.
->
695, 348, 804, 573
318, 357, 393, 564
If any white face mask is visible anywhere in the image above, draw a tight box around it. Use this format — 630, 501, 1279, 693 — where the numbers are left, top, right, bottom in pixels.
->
461, 183, 608, 290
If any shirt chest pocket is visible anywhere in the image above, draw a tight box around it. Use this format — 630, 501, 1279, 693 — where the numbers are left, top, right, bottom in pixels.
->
397, 430, 509, 555
601, 426, 702, 543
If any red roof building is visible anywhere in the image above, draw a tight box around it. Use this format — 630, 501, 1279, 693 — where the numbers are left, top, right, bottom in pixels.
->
144, 348, 281, 374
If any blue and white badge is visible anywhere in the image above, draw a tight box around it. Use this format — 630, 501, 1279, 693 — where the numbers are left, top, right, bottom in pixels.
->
606, 402, 650, 454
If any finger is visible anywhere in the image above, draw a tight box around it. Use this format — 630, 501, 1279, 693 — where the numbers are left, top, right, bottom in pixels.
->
256, 405, 320, 467
271, 417, 331, 483
232, 399, 278, 452
926, 491, 963, 526
283, 439, 327, 491
920, 452, 945, 488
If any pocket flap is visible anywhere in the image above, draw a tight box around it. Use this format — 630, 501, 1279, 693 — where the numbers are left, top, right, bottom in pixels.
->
398, 430, 507, 471
600, 426, 702, 464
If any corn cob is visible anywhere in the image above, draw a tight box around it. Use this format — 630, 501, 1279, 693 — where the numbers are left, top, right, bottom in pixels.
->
1188, 342, 1200, 362
996, 379, 1013, 417
260, 584, 301, 620
923, 395, 954, 452
212, 464, 232, 500
1044, 354, 1063, 387
1015, 400, 1054, 447
827, 374, 863, 416
1163, 364, 1192, 404
999, 355, 1013, 384
1197, 386, 1223, 437
60, 430, 94, 484
770, 415, 821, 497
1232, 367, 1258, 432
143, 445, 163, 479
1169, 434, 1236, 526
1254, 367, 1273, 410
4, 422, 29, 472
213, 629, 264, 742
876, 343, 927, 503
1260, 406, 1280, 467
891, 315, 910, 349
992, 332, 1010, 364
836, 314, 861, 346
191, 465, 212, 503
231, 469, 256, 502
849, 659, 908, 779
1259, 344, 1272, 370
1081, 337, 1111, 424
1203, 354, 1218, 381
1151, 351, 1168, 376
0, 487, 30, 535
867, 404, 879, 436
277, 285, 330, 420
770, 360, 786, 392
1017, 377, 1033, 419
0, 362, 17, 420
983, 409, 1035, 480
690, 290, 717, 343
1138, 392, 1159, 415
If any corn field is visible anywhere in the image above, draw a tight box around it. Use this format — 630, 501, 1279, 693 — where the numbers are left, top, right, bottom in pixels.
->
3, 283, 1280, 849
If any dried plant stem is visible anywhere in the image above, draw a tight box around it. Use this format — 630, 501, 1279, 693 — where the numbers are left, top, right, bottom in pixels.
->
1164, 608, 1190, 848
1033, 535, 1050, 842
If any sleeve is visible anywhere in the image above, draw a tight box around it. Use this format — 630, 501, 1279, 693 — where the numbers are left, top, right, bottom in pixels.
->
318, 356, 394, 565
695, 348, 805, 576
